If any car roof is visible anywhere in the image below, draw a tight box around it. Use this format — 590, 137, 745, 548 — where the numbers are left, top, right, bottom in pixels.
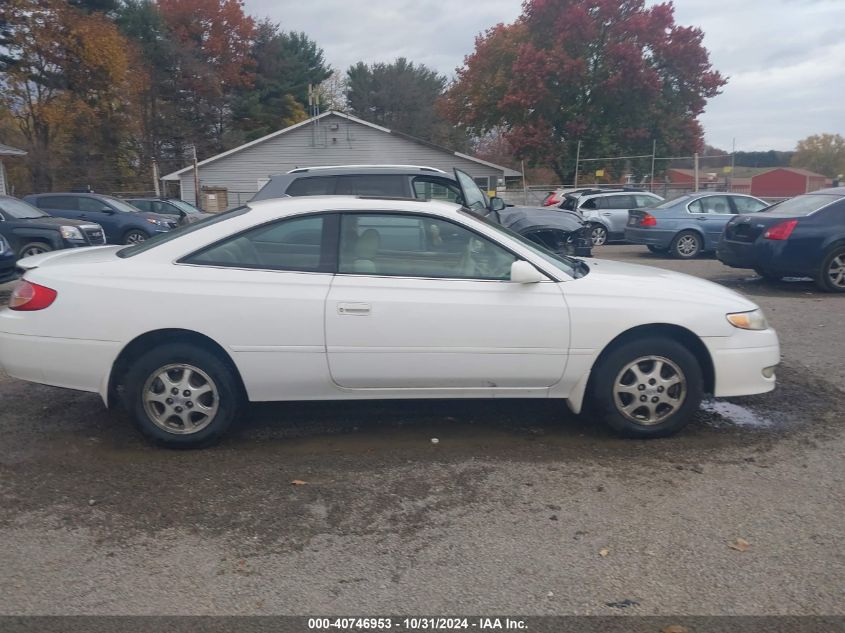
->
285, 165, 446, 175
247, 194, 458, 216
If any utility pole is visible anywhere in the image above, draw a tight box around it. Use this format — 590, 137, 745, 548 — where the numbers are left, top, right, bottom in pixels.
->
152, 159, 160, 197
573, 140, 582, 188
730, 137, 736, 192
192, 145, 201, 208
694, 152, 700, 192
650, 139, 656, 193
521, 159, 527, 205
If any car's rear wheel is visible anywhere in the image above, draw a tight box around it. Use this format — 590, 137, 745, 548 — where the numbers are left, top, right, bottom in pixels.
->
19, 242, 52, 258
122, 343, 243, 447
590, 337, 703, 438
816, 247, 845, 293
670, 231, 702, 259
589, 223, 608, 246
647, 245, 668, 254
123, 230, 148, 245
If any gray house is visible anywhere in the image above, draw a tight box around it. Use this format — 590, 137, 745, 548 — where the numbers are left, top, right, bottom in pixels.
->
0, 143, 27, 196
162, 111, 519, 210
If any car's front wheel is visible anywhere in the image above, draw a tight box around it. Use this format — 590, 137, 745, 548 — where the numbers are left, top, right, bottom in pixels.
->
590, 337, 703, 438
122, 343, 243, 447
670, 231, 702, 259
123, 229, 149, 245
19, 242, 52, 258
589, 223, 608, 246
816, 246, 845, 293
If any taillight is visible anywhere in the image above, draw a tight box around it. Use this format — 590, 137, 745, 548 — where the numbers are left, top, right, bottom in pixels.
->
9, 280, 57, 311
764, 219, 797, 240
640, 213, 657, 227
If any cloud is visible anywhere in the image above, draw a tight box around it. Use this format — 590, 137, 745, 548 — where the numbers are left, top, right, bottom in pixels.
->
244, 0, 845, 151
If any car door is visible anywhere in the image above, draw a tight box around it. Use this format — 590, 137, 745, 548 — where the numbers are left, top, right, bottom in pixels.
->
77, 196, 124, 242
34, 195, 84, 221
179, 213, 337, 400
324, 211, 569, 391
687, 195, 734, 248
602, 194, 637, 236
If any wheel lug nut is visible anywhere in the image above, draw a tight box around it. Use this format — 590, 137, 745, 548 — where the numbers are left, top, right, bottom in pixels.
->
175, 406, 183, 413
657, 387, 664, 393
640, 395, 647, 402
186, 402, 193, 408
651, 396, 659, 403
638, 384, 645, 391
171, 388, 179, 395
166, 398, 173, 405
183, 390, 191, 396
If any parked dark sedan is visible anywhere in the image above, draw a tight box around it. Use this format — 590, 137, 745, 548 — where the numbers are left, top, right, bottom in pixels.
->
717, 187, 845, 292
0, 234, 16, 284
0, 195, 106, 258
23, 193, 178, 244
125, 197, 213, 225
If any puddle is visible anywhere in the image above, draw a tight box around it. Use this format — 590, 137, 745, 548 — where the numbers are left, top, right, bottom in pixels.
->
700, 399, 774, 428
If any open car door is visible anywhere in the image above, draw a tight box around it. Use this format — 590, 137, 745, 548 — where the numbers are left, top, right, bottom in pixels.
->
453, 169, 492, 215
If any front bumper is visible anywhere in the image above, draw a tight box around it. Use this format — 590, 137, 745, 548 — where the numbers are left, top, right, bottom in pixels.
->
703, 330, 780, 397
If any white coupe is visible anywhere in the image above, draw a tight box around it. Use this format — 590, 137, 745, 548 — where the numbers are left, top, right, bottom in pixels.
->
0, 173, 780, 447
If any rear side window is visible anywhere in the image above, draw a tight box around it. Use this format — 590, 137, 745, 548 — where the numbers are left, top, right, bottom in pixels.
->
183, 214, 334, 272
286, 177, 337, 196
37, 196, 79, 211
335, 175, 406, 197
688, 196, 731, 214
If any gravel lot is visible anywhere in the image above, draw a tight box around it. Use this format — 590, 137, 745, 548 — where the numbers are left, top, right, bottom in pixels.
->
0, 246, 843, 615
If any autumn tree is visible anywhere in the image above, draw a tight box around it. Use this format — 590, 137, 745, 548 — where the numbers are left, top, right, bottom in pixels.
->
444, 0, 726, 181
157, 0, 255, 155
346, 58, 466, 148
230, 21, 330, 142
0, 0, 143, 191
792, 134, 845, 179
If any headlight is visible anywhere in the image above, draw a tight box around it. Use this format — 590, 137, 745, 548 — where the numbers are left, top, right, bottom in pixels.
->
726, 308, 769, 330
146, 218, 170, 228
60, 225, 84, 240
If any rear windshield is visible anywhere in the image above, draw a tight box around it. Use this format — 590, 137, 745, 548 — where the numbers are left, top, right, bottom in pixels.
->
117, 206, 250, 258
760, 194, 841, 216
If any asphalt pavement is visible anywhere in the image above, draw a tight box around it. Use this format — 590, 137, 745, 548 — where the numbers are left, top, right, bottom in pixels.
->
0, 247, 843, 615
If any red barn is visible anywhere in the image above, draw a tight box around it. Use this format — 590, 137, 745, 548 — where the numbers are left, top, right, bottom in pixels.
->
750, 167, 827, 198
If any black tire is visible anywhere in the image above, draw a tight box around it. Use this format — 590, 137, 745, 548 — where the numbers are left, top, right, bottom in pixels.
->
754, 268, 782, 282
647, 245, 668, 254
589, 223, 608, 247
122, 343, 243, 448
670, 231, 702, 259
815, 246, 845, 293
590, 337, 703, 438
19, 241, 52, 258
123, 229, 149, 245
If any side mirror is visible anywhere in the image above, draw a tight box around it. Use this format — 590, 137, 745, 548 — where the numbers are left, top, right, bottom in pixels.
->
510, 260, 548, 284
490, 196, 506, 212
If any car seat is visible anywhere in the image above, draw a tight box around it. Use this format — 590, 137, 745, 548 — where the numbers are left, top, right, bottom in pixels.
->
352, 229, 380, 273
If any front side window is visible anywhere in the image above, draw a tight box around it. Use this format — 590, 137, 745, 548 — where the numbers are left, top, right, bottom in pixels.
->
688, 196, 731, 214
636, 194, 661, 208
129, 200, 153, 212
153, 201, 180, 215
605, 195, 636, 209
79, 197, 112, 213
184, 215, 331, 272
412, 177, 462, 203
338, 213, 516, 280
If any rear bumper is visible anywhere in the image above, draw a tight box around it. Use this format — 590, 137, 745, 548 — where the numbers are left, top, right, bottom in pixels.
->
624, 227, 674, 248
716, 239, 761, 269
0, 330, 119, 398
703, 330, 780, 397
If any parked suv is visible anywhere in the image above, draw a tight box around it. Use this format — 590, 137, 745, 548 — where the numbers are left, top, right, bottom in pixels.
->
0, 195, 106, 258
560, 189, 664, 246
24, 193, 178, 244
253, 165, 591, 256
124, 197, 212, 225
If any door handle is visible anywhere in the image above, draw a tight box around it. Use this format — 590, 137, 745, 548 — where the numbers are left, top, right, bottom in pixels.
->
696, 217, 708, 221
601, 212, 613, 216
337, 302, 371, 316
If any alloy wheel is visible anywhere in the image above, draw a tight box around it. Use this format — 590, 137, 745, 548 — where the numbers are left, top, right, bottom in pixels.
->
21, 245, 49, 258
126, 232, 147, 245
142, 364, 219, 434
613, 356, 687, 425
675, 234, 700, 257
826, 254, 845, 289
590, 225, 608, 246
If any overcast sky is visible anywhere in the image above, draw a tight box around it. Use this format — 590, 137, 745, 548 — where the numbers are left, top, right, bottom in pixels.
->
245, 0, 845, 152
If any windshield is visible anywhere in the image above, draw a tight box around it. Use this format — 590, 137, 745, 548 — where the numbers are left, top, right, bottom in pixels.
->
167, 199, 202, 214
760, 193, 841, 216
459, 209, 579, 279
118, 206, 250, 258
0, 197, 49, 219
102, 195, 145, 214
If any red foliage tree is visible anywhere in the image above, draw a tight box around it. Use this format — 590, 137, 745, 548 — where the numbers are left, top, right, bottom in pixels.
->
444, 0, 726, 182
